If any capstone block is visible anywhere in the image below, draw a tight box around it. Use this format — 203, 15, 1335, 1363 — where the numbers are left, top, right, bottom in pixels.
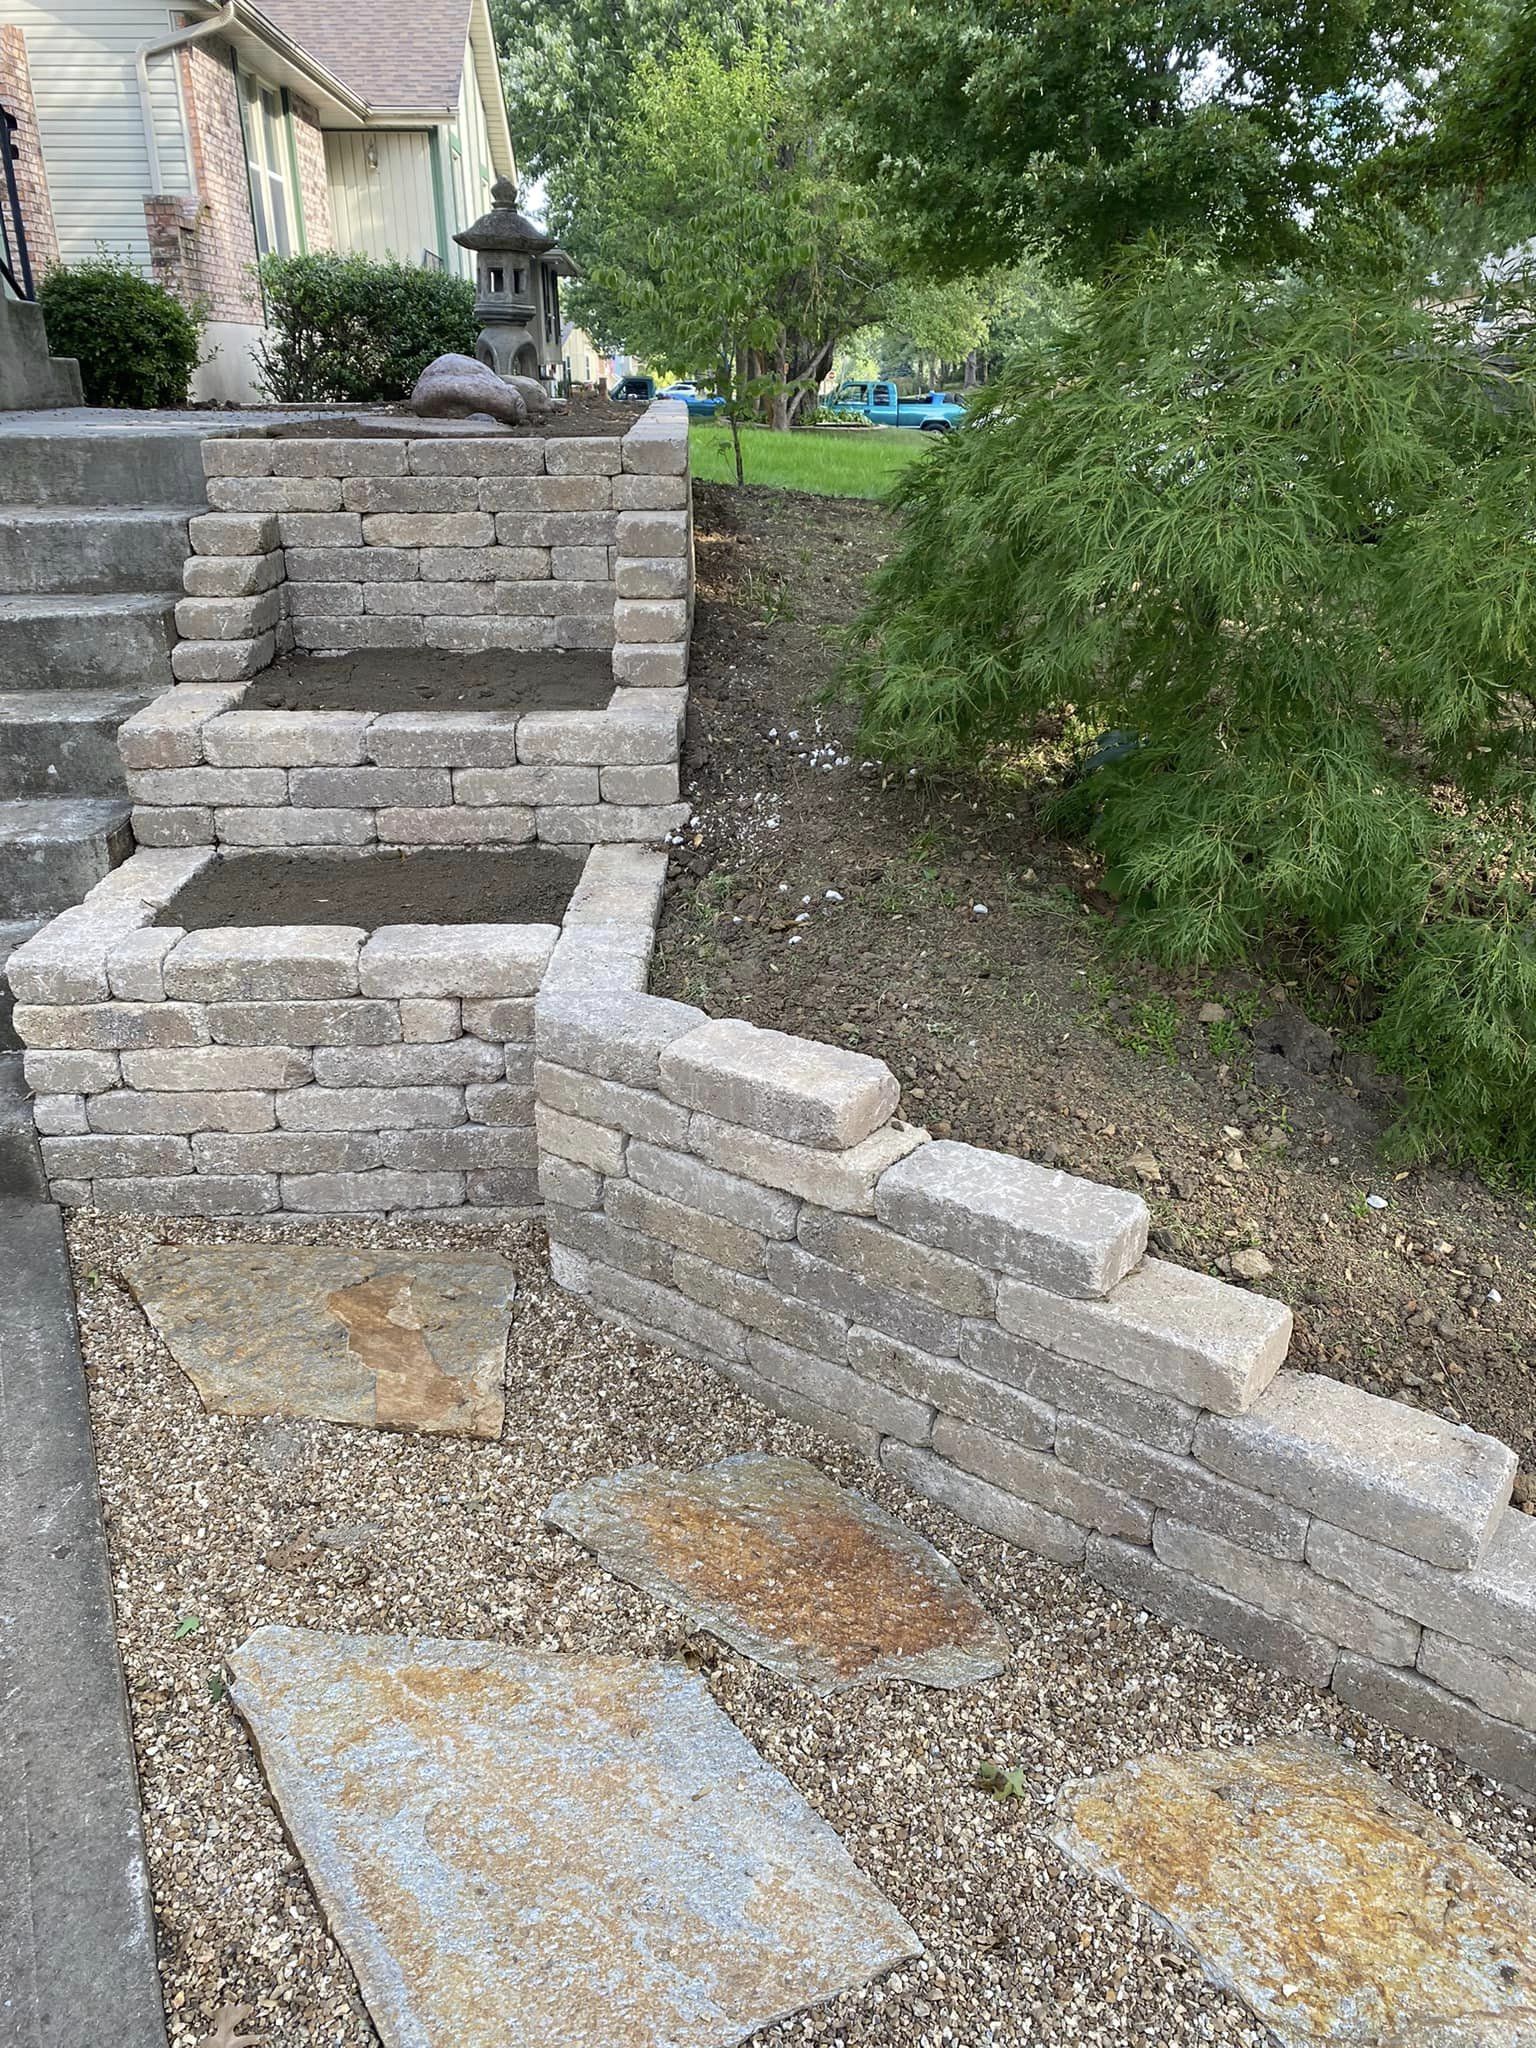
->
1193, 1370, 1515, 1568
163, 927, 363, 1002
659, 1018, 899, 1151
359, 924, 558, 998
876, 1141, 1148, 1300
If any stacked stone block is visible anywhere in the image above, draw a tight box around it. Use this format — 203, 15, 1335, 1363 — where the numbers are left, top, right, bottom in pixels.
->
168, 400, 693, 677
535, 996, 1535, 1802
9, 844, 666, 1222
120, 689, 689, 852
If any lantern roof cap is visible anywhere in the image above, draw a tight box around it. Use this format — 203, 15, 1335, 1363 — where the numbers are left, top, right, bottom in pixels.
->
454, 178, 557, 255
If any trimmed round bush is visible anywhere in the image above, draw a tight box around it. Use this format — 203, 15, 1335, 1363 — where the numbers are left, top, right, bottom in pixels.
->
38, 259, 205, 408
254, 253, 479, 403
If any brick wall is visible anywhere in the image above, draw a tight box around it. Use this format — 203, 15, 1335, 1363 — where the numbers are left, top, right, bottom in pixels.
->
535, 992, 1536, 1804
291, 96, 333, 252
0, 25, 60, 281
145, 35, 261, 327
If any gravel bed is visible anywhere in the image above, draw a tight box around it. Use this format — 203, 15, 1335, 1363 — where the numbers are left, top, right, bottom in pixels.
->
69, 1211, 1536, 2048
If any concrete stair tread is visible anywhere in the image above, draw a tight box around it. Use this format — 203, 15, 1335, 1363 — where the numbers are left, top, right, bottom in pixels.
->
0, 590, 178, 693
0, 1051, 46, 1198
0, 506, 195, 598
0, 591, 180, 621
0, 686, 158, 722
0, 504, 202, 527
0, 795, 134, 845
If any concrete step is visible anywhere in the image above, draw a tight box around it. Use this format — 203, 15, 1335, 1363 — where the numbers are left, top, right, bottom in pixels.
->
0, 592, 178, 693
0, 294, 82, 411
0, 916, 44, 1050
0, 797, 133, 919
0, 422, 206, 507
0, 507, 195, 596
0, 688, 157, 799
0, 1197, 169, 2047
0, 1052, 45, 1199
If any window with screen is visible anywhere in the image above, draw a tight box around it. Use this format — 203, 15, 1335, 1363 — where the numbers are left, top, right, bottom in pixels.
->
241, 74, 294, 259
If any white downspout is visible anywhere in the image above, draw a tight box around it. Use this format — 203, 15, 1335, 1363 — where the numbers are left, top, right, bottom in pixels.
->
136, 2, 237, 202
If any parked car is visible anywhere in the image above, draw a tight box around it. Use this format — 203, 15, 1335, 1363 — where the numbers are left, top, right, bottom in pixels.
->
826, 379, 968, 430
660, 382, 726, 418
611, 374, 657, 403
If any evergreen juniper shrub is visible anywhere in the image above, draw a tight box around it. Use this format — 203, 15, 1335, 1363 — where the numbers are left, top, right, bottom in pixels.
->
846, 252, 1536, 1177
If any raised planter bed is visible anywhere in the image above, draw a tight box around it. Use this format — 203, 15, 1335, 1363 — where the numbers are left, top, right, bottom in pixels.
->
120, 651, 688, 854
9, 840, 666, 1221
169, 398, 694, 685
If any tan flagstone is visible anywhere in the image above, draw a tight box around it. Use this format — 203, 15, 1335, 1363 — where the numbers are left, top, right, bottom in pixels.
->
547, 1453, 1009, 1693
228, 1626, 920, 2048
123, 1245, 511, 1437
1049, 1735, 1536, 2047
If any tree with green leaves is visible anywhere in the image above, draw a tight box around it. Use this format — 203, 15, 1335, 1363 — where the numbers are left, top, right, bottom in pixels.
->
847, 253, 1536, 1174
572, 36, 885, 473
491, 0, 799, 182
826, 0, 1472, 275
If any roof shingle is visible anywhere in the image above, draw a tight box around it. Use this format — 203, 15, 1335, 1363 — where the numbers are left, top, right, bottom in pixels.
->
254, 0, 474, 113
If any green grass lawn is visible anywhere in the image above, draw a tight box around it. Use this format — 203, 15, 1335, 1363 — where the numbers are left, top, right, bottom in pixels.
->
688, 422, 934, 499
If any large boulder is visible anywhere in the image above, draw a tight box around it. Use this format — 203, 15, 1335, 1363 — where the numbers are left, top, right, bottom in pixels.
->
410, 354, 528, 426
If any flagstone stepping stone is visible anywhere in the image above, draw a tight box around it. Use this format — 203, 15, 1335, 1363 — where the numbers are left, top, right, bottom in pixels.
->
228, 1625, 920, 2048
546, 1453, 1009, 1694
123, 1247, 512, 1438
1049, 1735, 1536, 2047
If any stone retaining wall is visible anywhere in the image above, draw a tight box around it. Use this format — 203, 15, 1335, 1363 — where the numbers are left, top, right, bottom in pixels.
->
9, 844, 666, 1222
119, 686, 689, 853
533, 990, 1536, 1802
169, 400, 693, 684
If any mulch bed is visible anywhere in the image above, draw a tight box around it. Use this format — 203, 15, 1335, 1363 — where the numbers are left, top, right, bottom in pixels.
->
652, 482, 1536, 1486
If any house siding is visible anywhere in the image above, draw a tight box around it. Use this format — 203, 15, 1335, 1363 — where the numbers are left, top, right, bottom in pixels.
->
0, 0, 193, 274
0, 23, 60, 278
325, 128, 438, 268
449, 34, 493, 281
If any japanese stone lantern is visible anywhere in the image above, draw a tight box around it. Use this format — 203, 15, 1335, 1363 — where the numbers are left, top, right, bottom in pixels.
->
453, 178, 555, 380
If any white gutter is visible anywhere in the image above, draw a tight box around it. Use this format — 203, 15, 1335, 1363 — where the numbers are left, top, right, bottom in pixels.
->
136, 2, 237, 201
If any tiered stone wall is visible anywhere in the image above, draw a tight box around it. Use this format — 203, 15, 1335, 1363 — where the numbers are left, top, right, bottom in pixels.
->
168, 402, 694, 684
120, 686, 688, 853
533, 993, 1536, 1803
8, 845, 666, 1222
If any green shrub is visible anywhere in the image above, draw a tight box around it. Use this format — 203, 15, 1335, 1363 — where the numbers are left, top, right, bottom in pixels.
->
254, 253, 478, 402
847, 252, 1536, 1179
38, 259, 204, 408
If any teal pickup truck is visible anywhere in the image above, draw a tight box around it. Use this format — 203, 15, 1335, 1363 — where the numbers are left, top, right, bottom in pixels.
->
827, 380, 968, 430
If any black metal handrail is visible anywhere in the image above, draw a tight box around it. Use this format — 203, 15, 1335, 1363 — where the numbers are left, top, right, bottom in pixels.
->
1, 100, 36, 302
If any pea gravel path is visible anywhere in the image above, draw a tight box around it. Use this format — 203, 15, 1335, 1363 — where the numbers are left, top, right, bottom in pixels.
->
66, 1212, 1536, 2048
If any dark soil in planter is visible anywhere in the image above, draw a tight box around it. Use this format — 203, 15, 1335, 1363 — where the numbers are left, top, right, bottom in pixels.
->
158, 846, 583, 930
248, 649, 615, 714
264, 393, 633, 439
